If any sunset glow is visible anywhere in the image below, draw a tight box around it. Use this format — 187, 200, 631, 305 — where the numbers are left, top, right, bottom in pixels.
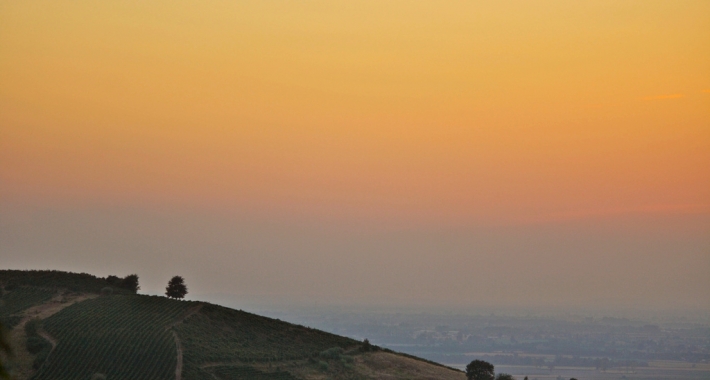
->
1, 1, 708, 310
2, 1, 708, 227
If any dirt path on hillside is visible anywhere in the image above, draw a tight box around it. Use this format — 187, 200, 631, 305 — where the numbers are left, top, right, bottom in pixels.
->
35, 326, 58, 370
167, 304, 203, 330
16, 292, 96, 327
10, 292, 97, 380
169, 304, 203, 380
172, 331, 184, 380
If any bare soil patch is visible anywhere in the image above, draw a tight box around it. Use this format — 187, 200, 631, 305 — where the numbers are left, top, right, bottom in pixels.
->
355, 352, 466, 380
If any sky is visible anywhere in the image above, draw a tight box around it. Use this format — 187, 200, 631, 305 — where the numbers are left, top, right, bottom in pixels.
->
1, 1, 709, 314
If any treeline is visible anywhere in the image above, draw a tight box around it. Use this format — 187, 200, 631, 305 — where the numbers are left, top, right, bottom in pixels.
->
0, 270, 139, 294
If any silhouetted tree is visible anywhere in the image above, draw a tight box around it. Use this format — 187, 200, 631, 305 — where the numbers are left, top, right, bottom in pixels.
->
165, 276, 188, 299
120, 274, 140, 293
106, 274, 140, 293
360, 338, 376, 352
495, 374, 515, 380
466, 359, 495, 380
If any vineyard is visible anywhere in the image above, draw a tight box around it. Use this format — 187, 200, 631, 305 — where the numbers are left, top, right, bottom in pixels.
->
0, 270, 465, 380
32, 295, 193, 380
177, 303, 359, 379
18, 293, 361, 380
0, 286, 55, 328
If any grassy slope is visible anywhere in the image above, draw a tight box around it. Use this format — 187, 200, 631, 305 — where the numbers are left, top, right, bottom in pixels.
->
1, 270, 465, 380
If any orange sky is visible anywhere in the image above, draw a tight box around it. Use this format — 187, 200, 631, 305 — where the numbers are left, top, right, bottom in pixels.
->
1, 1, 709, 311
2, 1, 709, 227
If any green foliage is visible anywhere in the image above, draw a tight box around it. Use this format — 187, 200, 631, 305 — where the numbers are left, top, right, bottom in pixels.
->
209, 365, 298, 380
32, 295, 192, 380
466, 359, 495, 380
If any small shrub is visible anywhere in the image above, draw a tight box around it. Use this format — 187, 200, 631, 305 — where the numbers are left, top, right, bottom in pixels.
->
359, 338, 380, 352
26, 336, 48, 354
319, 347, 344, 360
317, 361, 329, 371
25, 318, 41, 337
340, 355, 354, 364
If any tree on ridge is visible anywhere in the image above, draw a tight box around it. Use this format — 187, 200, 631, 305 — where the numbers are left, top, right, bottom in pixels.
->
466, 359, 495, 380
165, 276, 188, 299
121, 274, 140, 293
106, 274, 140, 293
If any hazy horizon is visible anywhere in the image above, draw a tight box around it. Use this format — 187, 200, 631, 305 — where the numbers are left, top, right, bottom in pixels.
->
1, 1, 708, 319
2, 203, 708, 317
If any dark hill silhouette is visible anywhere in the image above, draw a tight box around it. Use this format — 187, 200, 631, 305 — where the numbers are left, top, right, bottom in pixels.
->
0, 270, 464, 380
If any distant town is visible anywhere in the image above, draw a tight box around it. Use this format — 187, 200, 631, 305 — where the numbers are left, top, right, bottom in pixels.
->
258, 306, 710, 379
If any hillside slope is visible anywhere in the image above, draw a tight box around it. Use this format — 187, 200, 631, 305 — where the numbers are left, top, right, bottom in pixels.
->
0, 270, 464, 380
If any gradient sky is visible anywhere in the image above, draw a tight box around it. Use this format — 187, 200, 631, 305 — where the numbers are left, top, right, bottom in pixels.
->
1, 1, 709, 313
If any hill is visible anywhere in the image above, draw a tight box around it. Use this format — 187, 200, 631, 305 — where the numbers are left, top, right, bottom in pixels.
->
0, 270, 465, 380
